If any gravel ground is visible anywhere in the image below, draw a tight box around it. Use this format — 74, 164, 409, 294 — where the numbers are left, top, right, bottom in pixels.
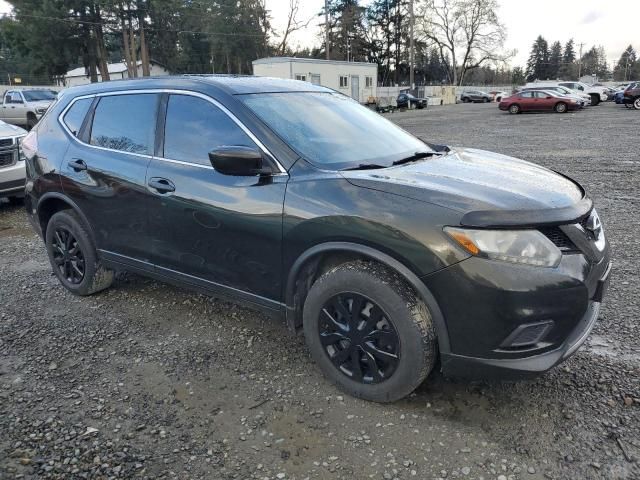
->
1, 102, 638, 480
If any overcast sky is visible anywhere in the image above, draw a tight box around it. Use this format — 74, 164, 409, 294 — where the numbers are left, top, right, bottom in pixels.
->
0, 0, 634, 68
265, 0, 633, 68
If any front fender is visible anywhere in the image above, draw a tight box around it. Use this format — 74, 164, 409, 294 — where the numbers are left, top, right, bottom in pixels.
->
284, 241, 452, 354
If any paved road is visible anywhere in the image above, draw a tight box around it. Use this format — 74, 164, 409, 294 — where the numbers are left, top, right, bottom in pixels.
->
1, 102, 638, 479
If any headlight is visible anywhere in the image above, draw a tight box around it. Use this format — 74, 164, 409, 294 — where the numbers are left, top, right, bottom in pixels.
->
17, 135, 26, 161
444, 227, 562, 267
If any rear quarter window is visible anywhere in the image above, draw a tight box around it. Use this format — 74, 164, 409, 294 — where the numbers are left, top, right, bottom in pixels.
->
62, 98, 93, 137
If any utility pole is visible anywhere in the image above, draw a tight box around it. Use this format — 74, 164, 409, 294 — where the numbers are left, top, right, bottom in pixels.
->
325, 0, 330, 60
409, 0, 415, 90
625, 58, 630, 81
578, 42, 585, 78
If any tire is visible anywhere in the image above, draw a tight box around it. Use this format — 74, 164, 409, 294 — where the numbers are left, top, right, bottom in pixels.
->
589, 94, 600, 106
8, 196, 24, 206
634, 98, 640, 110
554, 102, 568, 113
509, 104, 521, 114
461, 97, 469, 103
303, 261, 437, 403
483, 97, 489, 103
45, 210, 114, 296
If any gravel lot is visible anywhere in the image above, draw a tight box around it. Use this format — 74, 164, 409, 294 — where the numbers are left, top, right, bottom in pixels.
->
1, 102, 639, 480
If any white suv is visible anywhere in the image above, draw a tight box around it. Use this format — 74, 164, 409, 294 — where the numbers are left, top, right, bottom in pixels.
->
0, 120, 27, 204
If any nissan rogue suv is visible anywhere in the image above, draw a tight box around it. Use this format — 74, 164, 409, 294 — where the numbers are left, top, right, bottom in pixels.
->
23, 77, 611, 402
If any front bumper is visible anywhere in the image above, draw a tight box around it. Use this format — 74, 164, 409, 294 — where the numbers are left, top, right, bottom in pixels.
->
0, 161, 26, 196
423, 241, 611, 379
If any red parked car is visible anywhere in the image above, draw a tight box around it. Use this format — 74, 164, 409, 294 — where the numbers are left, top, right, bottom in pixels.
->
499, 90, 581, 114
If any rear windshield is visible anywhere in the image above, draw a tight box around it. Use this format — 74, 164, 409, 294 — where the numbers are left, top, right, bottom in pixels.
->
240, 92, 427, 169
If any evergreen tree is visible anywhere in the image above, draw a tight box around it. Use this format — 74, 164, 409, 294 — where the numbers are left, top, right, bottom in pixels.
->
525, 35, 549, 81
324, 0, 368, 62
613, 45, 637, 81
512, 66, 526, 85
580, 46, 610, 80
560, 39, 577, 79
548, 41, 562, 79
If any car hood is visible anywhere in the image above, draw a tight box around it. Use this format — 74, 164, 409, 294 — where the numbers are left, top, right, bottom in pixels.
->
28, 100, 53, 109
341, 148, 585, 221
0, 121, 27, 137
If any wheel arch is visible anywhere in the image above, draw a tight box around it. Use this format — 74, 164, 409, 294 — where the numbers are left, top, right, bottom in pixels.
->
284, 241, 450, 353
37, 193, 96, 244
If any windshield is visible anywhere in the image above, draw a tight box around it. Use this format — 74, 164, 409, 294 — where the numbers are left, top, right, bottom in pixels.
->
240, 92, 428, 169
22, 90, 57, 102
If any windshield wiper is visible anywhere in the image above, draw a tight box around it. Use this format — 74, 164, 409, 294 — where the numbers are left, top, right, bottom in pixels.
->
343, 163, 389, 171
392, 150, 441, 166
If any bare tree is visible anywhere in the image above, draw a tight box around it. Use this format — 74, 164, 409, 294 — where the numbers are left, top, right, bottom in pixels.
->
274, 0, 314, 56
417, 0, 511, 85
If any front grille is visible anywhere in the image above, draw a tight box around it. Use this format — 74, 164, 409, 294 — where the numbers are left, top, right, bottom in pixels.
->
0, 138, 13, 148
539, 227, 579, 252
0, 151, 15, 167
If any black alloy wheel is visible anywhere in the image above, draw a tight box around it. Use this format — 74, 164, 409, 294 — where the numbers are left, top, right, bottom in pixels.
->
318, 292, 400, 384
51, 226, 85, 284
303, 261, 437, 402
45, 210, 114, 295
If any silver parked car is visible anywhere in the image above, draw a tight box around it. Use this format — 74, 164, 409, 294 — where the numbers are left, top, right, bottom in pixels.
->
0, 119, 28, 204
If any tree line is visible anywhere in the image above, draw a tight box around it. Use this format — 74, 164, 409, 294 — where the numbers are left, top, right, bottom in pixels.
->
526, 35, 639, 83
0, 0, 518, 86
0, 1, 636, 88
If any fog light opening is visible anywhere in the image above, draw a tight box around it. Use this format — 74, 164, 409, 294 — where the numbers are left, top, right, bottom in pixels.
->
499, 320, 554, 349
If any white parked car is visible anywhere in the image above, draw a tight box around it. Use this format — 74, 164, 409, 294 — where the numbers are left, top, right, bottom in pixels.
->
525, 81, 608, 105
0, 120, 28, 204
521, 86, 591, 107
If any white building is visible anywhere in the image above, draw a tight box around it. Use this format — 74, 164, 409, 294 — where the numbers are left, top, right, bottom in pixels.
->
252, 57, 378, 103
63, 60, 170, 87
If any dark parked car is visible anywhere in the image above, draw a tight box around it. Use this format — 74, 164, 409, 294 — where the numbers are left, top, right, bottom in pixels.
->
499, 90, 581, 114
396, 93, 427, 109
460, 90, 491, 103
23, 77, 611, 402
623, 82, 640, 109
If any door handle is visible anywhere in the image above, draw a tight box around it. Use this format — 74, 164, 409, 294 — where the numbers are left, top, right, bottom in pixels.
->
148, 177, 175, 194
68, 158, 87, 171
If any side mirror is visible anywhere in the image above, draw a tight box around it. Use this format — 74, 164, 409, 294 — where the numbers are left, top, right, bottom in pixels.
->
209, 146, 271, 176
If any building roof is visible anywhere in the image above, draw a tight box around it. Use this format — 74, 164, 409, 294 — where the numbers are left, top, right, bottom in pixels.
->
253, 56, 377, 68
65, 60, 162, 78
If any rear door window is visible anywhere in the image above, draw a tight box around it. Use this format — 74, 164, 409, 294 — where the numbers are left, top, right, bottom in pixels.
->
63, 98, 93, 137
90, 94, 159, 155
163, 94, 257, 166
